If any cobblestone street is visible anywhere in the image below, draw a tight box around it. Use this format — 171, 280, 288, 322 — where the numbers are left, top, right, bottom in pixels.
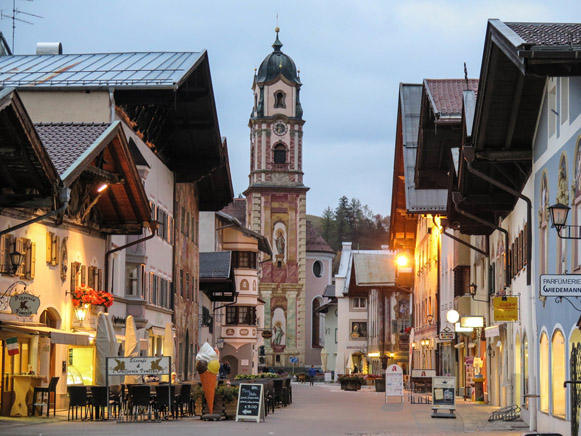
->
0, 383, 529, 436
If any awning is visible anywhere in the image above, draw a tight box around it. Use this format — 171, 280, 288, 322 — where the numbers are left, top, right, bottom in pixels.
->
0, 322, 91, 346
150, 326, 165, 337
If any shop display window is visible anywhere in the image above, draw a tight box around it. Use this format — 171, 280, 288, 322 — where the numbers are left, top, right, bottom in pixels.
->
552, 330, 566, 418
67, 346, 94, 386
539, 332, 549, 413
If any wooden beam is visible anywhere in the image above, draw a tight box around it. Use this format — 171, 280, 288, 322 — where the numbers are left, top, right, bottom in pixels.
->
108, 139, 142, 222
475, 149, 531, 161
504, 73, 525, 149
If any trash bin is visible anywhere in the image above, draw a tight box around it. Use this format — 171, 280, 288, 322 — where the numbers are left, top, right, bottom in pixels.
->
375, 378, 385, 392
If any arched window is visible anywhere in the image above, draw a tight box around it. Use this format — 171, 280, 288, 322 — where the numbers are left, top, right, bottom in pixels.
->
274, 143, 286, 164
556, 154, 568, 273
313, 260, 323, 278
552, 330, 566, 417
274, 91, 286, 108
312, 297, 322, 348
539, 173, 549, 276
540, 332, 549, 413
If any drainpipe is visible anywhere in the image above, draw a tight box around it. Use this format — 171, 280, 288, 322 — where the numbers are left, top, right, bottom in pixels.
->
104, 221, 157, 294
0, 188, 70, 237
452, 193, 510, 288
464, 147, 531, 286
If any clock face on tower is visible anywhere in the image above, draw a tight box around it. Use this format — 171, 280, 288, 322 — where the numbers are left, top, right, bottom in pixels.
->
273, 122, 288, 136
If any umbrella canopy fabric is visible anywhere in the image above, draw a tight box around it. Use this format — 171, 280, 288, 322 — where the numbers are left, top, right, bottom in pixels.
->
95, 312, 111, 386
320, 347, 328, 372
124, 315, 141, 384
161, 322, 174, 382
346, 353, 354, 373
105, 313, 122, 385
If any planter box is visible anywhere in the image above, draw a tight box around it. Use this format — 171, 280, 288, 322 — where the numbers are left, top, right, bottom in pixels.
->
340, 381, 362, 391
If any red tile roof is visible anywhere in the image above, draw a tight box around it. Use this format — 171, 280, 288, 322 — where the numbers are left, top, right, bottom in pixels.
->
424, 79, 478, 117
35, 123, 111, 175
306, 220, 335, 254
221, 198, 247, 226
507, 22, 581, 46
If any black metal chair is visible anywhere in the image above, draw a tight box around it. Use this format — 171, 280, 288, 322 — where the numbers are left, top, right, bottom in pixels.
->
67, 385, 89, 421
153, 384, 176, 421
89, 386, 109, 420
108, 385, 121, 418
127, 384, 152, 421
264, 380, 276, 414
273, 379, 287, 407
284, 377, 292, 404
175, 383, 191, 417
32, 376, 59, 416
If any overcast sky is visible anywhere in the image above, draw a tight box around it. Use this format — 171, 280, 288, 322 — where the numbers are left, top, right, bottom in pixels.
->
2, 0, 580, 216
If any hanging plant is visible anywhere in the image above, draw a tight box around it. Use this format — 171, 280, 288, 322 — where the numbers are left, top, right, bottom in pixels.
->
72, 284, 114, 308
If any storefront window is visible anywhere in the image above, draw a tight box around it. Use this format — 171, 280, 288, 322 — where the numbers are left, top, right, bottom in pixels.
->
540, 332, 549, 413
67, 346, 94, 385
552, 330, 566, 417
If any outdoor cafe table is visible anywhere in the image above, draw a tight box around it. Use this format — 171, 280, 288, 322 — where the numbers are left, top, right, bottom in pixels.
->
10, 375, 43, 416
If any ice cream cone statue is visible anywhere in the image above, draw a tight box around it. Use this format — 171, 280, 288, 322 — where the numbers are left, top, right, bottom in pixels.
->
196, 342, 220, 414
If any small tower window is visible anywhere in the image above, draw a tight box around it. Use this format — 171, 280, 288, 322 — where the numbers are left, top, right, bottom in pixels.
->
274, 91, 286, 108
274, 144, 287, 164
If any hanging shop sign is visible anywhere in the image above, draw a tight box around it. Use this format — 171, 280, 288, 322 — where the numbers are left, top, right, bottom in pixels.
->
261, 330, 273, 339
9, 292, 40, 317
493, 296, 519, 322
540, 274, 581, 297
439, 332, 455, 341
107, 356, 170, 376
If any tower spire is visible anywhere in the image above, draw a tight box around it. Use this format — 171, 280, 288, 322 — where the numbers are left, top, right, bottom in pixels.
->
272, 27, 283, 52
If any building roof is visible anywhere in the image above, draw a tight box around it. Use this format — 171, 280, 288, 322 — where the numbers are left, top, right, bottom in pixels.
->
0, 52, 205, 89
506, 22, 581, 46
255, 30, 300, 86
199, 251, 232, 279
35, 123, 111, 176
424, 79, 479, 118
323, 285, 336, 298
216, 211, 272, 255
400, 83, 447, 213
306, 220, 334, 254
221, 198, 247, 226
352, 253, 396, 287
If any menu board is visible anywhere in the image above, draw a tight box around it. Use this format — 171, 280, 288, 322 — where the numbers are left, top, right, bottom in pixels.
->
432, 376, 456, 410
385, 364, 403, 402
236, 383, 264, 423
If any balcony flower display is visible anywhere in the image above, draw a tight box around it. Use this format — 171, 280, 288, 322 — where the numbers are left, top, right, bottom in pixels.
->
72, 284, 114, 308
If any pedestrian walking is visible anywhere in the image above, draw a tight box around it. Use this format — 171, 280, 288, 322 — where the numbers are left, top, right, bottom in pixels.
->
308, 365, 317, 386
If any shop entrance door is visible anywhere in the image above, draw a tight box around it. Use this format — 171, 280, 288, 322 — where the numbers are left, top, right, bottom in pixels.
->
569, 343, 581, 436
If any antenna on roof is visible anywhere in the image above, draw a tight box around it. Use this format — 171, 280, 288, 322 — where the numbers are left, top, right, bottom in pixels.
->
1, 0, 43, 53
463, 62, 469, 90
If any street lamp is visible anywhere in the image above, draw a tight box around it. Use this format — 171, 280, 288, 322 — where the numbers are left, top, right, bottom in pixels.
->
548, 203, 581, 239
446, 309, 460, 324
466, 283, 489, 303
0, 249, 24, 274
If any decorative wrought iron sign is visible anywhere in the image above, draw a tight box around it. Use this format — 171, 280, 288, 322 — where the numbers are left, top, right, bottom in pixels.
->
9, 292, 40, 317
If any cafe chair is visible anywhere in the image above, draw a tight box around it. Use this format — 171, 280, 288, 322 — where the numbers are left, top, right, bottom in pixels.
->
175, 383, 191, 417
108, 385, 122, 418
90, 386, 109, 420
32, 376, 59, 417
153, 384, 176, 421
67, 385, 89, 421
128, 385, 152, 421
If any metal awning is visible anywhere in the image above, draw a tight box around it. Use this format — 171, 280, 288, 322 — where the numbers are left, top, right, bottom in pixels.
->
0, 322, 91, 345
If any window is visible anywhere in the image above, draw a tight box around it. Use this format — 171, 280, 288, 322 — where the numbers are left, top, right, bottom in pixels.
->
225, 306, 257, 325
552, 330, 566, 417
313, 260, 323, 278
186, 273, 190, 301
232, 251, 257, 269
540, 332, 549, 413
126, 264, 138, 296
351, 297, 367, 310
350, 321, 367, 339
179, 269, 184, 297
523, 334, 529, 408
273, 144, 286, 164
274, 91, 286, 108
312, 298, 321, 348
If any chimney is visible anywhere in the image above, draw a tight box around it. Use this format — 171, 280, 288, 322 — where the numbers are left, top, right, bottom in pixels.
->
36, 42, 62, 55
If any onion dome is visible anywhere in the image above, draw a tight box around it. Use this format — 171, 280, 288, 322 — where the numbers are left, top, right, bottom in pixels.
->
255, 28, 301, 85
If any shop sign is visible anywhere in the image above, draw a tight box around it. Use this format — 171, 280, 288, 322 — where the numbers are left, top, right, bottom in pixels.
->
411, 369, 436, 378
540, 274, 581, 296
261, 330, 273, 339
107, 356, 170, 376
493, 296, 519, 322
236, 383, 265, 423
432, 376, 456, 411
9, 292, 40, 317
439, 332, 455, 341
385, 364, 403, 401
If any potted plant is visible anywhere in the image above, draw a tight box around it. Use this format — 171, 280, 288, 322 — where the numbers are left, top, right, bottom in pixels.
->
216, 384, 239, 419
192, 384, 204, 416
337, 374, 364, 391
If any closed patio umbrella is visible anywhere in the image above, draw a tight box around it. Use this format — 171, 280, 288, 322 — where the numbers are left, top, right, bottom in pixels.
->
124, 315, 141, 384
105, 313, 121, 386
95, 312, 111, 386
346, 353, 354, 373
320, 347, 328, 372
161, 322, 174, 382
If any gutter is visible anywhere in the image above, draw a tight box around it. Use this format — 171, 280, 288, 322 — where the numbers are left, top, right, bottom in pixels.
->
464, 146, 531, 286
0, 188, 70, 237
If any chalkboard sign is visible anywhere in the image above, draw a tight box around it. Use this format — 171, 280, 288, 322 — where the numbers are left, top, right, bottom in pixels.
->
235, 383, 264, 423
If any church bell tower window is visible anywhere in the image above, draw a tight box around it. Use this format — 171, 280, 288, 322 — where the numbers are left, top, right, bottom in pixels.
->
274, 144, 287, 164
274, 91, 286, 108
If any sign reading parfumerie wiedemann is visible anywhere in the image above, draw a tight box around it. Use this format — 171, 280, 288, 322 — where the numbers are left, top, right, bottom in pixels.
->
236, 383, 265, 423
540, 274, 581, 297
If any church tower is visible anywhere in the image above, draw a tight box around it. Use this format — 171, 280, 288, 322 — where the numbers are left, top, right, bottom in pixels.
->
245, 28, 308, 367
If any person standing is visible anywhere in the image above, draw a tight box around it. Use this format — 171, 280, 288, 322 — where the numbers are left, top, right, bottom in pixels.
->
308, 365, 317, 386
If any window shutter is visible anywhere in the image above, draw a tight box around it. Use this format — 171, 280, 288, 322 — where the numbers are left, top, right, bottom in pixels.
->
28, 241, 36, 280
81, 265, 87, 286
46, 232, 52, 263
16, 237, 27, 277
